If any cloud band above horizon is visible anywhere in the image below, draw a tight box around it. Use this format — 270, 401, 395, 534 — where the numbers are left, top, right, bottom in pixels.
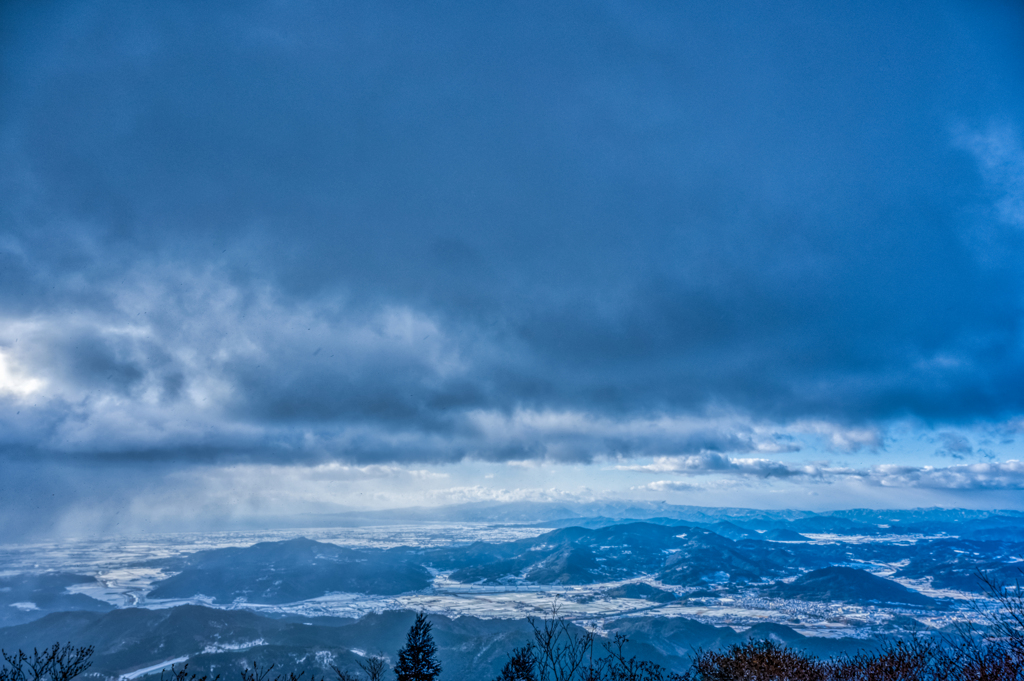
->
2, 0, 1024, 539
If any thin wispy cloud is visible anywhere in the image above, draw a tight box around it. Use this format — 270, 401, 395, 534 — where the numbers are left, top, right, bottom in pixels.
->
629, 456, 1024, 491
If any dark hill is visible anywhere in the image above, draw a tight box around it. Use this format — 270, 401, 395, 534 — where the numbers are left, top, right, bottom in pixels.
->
147, 537, 431, 603
0, 605, 299, 676
891, 538, 1024, 592
0, 573, 112, 627
787, 517, 881, 535
609, 616, 876, 660
764, 567, 935, 606
524, 546, 602, 584
604, 583, 678, 602
703, 521, 761, 541
0, 604, 882, 681
448, 523, 697, 584
764, 528, 809, 541
446, 522, 800, 586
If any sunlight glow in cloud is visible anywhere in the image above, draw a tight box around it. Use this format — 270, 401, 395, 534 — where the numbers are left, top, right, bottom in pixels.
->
0, 350, 44, 397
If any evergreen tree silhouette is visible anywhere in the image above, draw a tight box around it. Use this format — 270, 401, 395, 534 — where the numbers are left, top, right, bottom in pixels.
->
393, 612, 442, 681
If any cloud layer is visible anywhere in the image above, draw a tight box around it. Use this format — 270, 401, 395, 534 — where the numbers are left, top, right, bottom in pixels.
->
2, 0, 1024, 537
631, 455, 1024, 491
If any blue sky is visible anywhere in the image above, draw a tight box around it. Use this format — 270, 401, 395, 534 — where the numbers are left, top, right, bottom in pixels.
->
2, 0, 1024, 540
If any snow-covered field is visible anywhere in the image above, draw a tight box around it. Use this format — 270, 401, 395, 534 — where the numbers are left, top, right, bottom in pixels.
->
0, 524, 985, 638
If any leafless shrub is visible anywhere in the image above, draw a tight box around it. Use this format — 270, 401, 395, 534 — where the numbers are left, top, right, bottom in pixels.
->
160, 664, 220, 681
528, 605, 596, 681
683, 639, 826, 681
330, 668, 360, 681
0, 644, 93, 681
976, 570, 1024, 663
333, 655, 387, 681
239, 662, 319, 681
599, 633, 684, 681
525, 607, 683, 681
825, 637, 948, 681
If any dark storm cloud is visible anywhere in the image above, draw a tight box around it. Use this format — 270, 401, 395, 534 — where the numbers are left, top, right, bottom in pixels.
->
1, 0, 1024, 469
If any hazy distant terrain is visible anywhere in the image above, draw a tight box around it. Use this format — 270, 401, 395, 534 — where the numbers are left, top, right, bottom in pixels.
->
1, 503, 1022, 679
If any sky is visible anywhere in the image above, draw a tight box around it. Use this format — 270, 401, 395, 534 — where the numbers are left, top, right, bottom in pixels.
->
2, 0, 1024, 541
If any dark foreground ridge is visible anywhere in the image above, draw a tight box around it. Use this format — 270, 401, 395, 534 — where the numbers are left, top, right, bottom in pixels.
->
0, 605, 867, 679
3, 586, 1023, 681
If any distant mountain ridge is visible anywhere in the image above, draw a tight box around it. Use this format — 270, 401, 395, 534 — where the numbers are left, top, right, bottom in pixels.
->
280, 502, 1024, 530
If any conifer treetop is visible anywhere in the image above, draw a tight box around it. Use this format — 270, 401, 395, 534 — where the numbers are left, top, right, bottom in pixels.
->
393, 612, 442, 681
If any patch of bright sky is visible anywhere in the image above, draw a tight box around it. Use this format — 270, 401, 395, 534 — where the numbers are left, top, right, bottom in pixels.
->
0, 349, 44, 397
